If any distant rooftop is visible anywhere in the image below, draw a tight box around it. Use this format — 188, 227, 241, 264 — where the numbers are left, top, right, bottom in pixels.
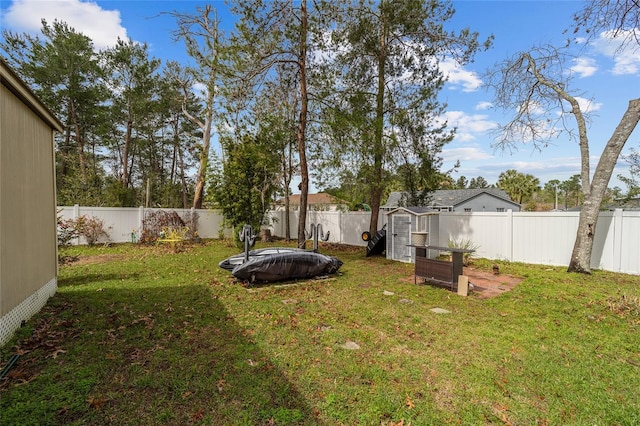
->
382, 188, 517, 209
275, 192, 348, 206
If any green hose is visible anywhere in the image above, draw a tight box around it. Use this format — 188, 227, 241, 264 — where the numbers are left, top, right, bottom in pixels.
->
0, 354, 20, 379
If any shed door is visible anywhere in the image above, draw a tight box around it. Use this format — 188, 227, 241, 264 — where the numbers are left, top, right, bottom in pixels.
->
390, 214, 412, 262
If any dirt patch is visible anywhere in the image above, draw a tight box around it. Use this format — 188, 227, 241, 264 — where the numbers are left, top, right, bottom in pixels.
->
64, 254, 126, 266
462, 266, 523, 299
404, 266, 523, 299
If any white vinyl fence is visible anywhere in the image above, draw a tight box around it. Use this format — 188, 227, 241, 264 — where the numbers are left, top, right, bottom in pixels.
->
57, 205, 228, 244
438, 210, 640, 275
58, 206, 639, 275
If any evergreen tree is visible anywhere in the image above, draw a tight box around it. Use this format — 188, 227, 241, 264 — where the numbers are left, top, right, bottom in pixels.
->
315, 0, 492, 233
2, 20, 108, 205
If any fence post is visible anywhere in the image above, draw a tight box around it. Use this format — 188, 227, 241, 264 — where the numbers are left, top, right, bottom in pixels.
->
612, 208, 623, 273
138, 206, 145, 237
73, 204, 80, 245
507, 209, 514, 262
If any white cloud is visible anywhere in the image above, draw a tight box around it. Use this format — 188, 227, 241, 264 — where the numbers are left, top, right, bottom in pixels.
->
570, 57, 598, 78
574, 96, 602, 113
590, 29, 640, 75
3, 0, 127, 50
475, 101, 493, 111
441, 110, 498, 142
440, 58, 483, 92
442, 147, 492, 162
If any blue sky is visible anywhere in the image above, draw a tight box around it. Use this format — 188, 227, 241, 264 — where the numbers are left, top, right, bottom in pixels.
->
2, 0, 639, 192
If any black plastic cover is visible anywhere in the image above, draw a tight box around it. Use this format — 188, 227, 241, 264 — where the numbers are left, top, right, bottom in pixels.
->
231, 251, 342, 283
219, 247, 305, 272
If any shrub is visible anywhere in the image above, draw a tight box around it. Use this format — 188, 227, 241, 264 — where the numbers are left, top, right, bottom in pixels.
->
57, 213, 111, 247
57, 211, 80, 247
447, 237, 480, 266
76, 215, 111, 246
140, 210, 195, 243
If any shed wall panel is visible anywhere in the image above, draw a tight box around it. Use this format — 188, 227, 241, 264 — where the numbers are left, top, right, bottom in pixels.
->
1, 84, 57, 316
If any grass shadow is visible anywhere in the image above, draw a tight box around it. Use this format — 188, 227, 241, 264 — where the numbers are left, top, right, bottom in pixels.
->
58, 273, 140, 287
1, 283, 322, 425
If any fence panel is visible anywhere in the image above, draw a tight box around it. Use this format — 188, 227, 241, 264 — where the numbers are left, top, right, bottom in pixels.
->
438, 212, 511, 260
58, 206, 141, 244
307, 211, 341, 243
340, 213, 372, 246
618, 212, 640, 275
195, 209, 227, 239
57, 206, 638, 274
512, 212, 579, 266
58, 206, 226, 244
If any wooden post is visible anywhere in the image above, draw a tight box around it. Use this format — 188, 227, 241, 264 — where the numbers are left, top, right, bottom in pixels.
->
457, 275, 469, 297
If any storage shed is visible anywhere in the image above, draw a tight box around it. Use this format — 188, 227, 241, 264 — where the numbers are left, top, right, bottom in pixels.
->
386, 207, 439, 263
1, 59, 63, 346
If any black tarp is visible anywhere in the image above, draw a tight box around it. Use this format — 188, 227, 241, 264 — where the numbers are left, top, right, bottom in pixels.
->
219, 247, 305, 272
231, 251, 342, 283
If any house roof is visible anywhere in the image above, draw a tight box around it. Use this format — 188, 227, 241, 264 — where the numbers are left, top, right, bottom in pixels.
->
276, 192, 348, 205
382, 188, 519, 208
1, 58, 63, 132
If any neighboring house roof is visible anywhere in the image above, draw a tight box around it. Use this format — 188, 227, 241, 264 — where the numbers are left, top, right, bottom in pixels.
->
382, 189, 519, 209
275, 192, 348, 206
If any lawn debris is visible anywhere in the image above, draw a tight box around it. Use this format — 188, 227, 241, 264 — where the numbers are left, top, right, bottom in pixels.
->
340, 341, 360, 350
606, 294, 640, 318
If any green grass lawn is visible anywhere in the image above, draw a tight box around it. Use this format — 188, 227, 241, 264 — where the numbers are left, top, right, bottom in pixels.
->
1, 240, 639, 425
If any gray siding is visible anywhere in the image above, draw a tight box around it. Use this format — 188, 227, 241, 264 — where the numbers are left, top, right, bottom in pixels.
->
454, 194, 520, 212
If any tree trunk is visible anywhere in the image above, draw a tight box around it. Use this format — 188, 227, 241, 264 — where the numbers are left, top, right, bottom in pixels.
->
283, 144, 292, 241
178, 145, 189, 209
568, 98, 640, 273
369, 17, 387, 235
70, 100, 86, 180
193, 118, 211, 209
296, 0, 309, 249
122, 120, 132, 187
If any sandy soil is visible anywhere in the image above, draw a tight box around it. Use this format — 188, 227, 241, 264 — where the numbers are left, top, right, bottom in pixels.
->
461, 266, 523, 299
407, 266, 523, 299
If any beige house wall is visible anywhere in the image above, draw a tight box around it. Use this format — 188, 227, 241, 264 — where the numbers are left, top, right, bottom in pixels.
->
1, 59, 62, 345
0, 83, 58, 315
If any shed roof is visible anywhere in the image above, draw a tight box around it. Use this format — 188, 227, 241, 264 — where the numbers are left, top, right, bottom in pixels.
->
1, 58, 63, 132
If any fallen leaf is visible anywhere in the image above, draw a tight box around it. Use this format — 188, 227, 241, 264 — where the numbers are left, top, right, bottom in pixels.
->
87, 396, 108, 410
406, 396, 415, 409
50, 349, 66, 359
